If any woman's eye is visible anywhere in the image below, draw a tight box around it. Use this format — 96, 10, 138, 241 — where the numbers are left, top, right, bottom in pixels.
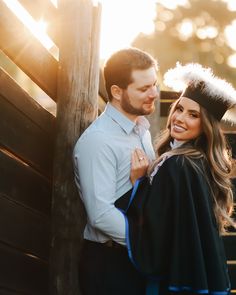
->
176, 106, 183, 112
190, 113, 199, 118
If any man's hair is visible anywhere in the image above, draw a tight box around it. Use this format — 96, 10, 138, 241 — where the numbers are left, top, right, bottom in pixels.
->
103, 47, 158, 101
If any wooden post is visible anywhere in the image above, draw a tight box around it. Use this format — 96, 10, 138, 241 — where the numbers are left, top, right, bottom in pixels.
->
147, 97, 161, 142
50, 1, 101, 294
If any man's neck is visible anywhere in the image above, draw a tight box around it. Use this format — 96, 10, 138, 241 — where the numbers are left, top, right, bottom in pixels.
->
110, 101, 138, 123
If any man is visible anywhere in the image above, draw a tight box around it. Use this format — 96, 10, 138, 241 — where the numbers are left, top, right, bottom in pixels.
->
73, 47, 159, 295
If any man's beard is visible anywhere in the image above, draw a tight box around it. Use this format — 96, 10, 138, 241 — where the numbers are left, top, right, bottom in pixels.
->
121, 91, 155, 116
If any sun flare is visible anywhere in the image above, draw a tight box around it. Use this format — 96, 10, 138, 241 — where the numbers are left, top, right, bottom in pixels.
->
2, 0, 236, 69
99, 0, 157, 59
2, 0, 54, 50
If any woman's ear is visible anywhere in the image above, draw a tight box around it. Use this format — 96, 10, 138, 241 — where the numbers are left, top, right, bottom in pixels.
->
111, 85, 122, 101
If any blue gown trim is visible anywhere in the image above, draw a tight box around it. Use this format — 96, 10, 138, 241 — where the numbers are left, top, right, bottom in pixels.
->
168, 285, 230, 294
118, 179, 231, 295
118, 177, 144, 214
119, 178, 144, 268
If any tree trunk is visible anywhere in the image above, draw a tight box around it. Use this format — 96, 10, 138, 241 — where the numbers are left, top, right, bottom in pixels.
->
50, 1, 101, 294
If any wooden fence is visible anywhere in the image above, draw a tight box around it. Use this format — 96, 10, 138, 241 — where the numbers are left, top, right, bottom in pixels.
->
0, 0, 101, 294
0, 0, 235, 294
0, 0, 56, 293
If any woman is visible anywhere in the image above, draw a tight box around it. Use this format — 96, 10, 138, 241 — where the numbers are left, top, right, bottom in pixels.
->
115, 63, 236, 294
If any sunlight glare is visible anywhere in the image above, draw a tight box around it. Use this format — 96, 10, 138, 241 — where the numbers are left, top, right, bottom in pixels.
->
177, 19, 194, 41
91, 0, 100, 6
157, 0, 189, 10
99, 0, 156, 60
227, 53, 236, 68
3, 0, 54, 50
225, 21, 236, 50
50, 0, 58, 8
36, 20, 48, 34
196, 26, 218, 39
222, 0, 236, 11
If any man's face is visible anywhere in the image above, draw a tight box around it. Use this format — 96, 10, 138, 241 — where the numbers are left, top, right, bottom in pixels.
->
120, 67, 159, 119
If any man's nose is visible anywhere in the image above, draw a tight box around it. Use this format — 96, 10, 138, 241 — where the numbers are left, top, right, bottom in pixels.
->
148, 85, 159, 98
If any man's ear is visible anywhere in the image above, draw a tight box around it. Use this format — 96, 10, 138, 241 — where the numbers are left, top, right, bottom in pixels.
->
111, 85, 122, 101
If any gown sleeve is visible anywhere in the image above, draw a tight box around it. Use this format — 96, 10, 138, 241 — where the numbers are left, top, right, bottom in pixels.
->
115, 156, 231, 294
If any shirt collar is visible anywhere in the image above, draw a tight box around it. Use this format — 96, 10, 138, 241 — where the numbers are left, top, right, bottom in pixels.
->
105, 103, 150, 135
170, 139, 186, 149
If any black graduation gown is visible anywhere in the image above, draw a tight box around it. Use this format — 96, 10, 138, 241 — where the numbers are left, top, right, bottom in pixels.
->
115, 155, 231, 294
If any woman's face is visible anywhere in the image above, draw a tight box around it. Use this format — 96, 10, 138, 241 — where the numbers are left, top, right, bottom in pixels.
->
170, 97, 202, 141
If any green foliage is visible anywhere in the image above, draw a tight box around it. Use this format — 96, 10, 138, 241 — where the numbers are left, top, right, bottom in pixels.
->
132, 0, 236, 88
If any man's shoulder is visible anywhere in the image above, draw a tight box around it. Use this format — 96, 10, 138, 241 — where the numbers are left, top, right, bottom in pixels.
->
80, 114, 111, 137
74, 115, 113, 151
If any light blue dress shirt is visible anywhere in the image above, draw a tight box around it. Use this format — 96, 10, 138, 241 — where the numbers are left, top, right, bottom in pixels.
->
73, 103, 155, 245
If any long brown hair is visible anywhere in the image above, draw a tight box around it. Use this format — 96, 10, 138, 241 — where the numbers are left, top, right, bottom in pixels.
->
152, 98, 235, 234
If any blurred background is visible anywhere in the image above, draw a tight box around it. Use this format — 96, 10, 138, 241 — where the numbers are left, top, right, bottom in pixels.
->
1, 0, 236, 120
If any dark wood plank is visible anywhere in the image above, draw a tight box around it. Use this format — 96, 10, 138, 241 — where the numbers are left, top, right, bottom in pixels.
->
0, 94, 54, 177
0, 67, 55, 136
0, 149, 51, 215
228, 207, 236, 232
0, 242, 48, 295
228, 263, 236, 290
160, 90, 180, 116
0, 194, 50, 260
18, 0, 58, 46
0, 288, 24, 295
228, 226, 236, 233
223, 235, 236, 260
0, 1, 57, 101
226, 133, 236, 158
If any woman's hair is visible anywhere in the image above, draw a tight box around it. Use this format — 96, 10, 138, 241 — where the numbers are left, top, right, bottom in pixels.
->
152, 98, 235, 234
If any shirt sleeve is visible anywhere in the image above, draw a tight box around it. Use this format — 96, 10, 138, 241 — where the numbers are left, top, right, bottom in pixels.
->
73, 131, 126, 245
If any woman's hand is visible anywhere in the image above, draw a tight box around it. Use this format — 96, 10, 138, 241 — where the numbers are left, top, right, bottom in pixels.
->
130, 148, 149, 185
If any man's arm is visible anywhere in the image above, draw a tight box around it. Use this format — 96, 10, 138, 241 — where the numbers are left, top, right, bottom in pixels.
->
73, 131, 126, 245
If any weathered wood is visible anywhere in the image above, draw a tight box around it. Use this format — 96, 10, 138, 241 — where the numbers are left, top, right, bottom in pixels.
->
0, 289, 23, 295
0, 67, 55, 136
160, 90, 180, 117
50, 0, 101, 294
226, 133, 236, 158
0, 194, 50, 260
0, 94, 54, 177
0, 1, 57, 100
0, 149, 51, 215
148, 98, 161, 139
18, 0, 59, 46
98, 67, 108, 103
0, 242, 48, 294
228, 206, 236, 232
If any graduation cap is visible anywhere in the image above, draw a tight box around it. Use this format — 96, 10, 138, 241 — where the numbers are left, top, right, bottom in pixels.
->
164, 63, 236, 124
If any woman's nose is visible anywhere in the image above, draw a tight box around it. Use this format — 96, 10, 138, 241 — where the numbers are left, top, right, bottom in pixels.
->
175, 112, 185, 122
